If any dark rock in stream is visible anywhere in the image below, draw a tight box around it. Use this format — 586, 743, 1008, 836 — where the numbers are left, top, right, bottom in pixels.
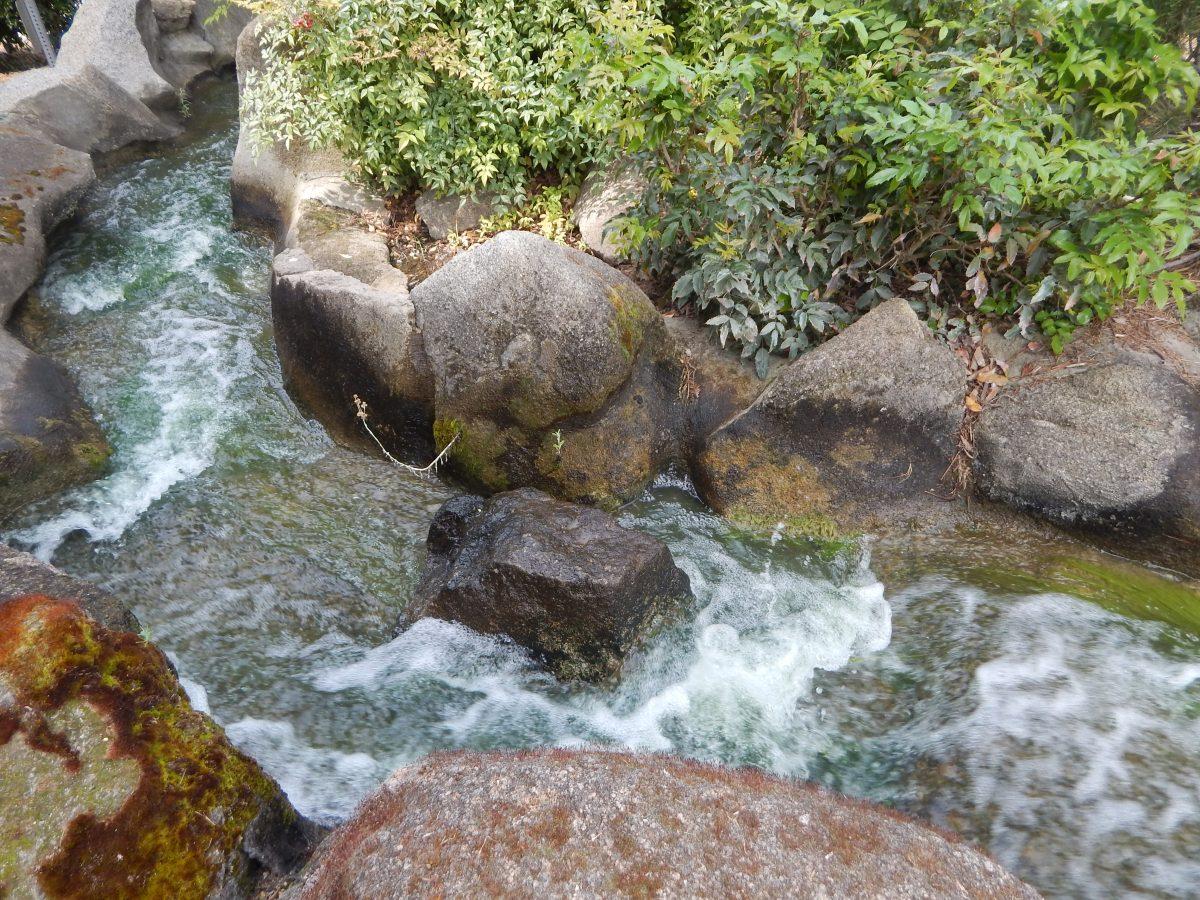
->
0, 330, 110, 519
404, 489, 693, 682
282, 749, 1040, 899
0, 594, 318, 898
0, 544, 138, 632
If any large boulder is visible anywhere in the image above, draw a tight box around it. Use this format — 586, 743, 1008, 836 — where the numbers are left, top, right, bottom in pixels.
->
57, 0, 177, 111
283, 749, 1037, 899
0, 127, 94, 322
974, 343, 1200, 541
0, 594, 315, 897
193, 0, 253, 69
413, 231, 683, 506
0, 545, 138, 633
695, 299, 967, 540
0, 65, 178, 157
271, 248, 431, 460
572, 159, 647, 264
405, 489, 693, 681
230, 20, 347, 236
0, 331, 109, 518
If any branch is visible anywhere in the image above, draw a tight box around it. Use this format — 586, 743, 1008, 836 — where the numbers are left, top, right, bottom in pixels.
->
353, 394, 458, 477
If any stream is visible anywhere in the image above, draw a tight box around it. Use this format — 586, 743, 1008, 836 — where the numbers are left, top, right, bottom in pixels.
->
6, 80, 1200, 899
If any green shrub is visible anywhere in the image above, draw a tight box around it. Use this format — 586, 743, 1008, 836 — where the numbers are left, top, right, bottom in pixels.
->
241, 0, 613, 205
575, 0, 1200, 369
0, 0, 78, 64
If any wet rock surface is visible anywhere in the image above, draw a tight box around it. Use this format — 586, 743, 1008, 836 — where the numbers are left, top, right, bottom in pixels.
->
0, 545, 138, 632
695, 298, 968, 540
284, 749, 1039, 900
0, 331, 109, 518
0, 594, 315, 898
271, 248, 432, 461
405, 489, 693, 681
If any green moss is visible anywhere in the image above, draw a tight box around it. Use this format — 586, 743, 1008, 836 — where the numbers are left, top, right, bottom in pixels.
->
72, 441, 111, 472
435, 416, 511, 492
0, 203, 25, 245
608, 286, 649, 360
702, 432, 849, 541
0, 596, 284, 899
977, 554, 1200, 638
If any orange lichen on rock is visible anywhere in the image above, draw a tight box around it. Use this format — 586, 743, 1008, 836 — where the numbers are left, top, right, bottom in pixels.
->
0, 595, 310, 899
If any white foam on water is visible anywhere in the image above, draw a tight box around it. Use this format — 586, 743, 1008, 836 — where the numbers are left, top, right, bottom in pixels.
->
11, 308, 255, 558
180, 677, 211, 715
225, 718, 391, 824
266, 548, 892, 820
937, 593, 1200, 898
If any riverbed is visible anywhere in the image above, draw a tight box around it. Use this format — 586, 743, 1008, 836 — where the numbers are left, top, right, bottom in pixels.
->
6, 79, 1199, 899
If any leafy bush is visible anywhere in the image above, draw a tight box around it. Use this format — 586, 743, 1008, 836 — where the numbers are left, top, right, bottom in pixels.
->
241, 0, 613, 205
0, 0, 77, 64
575, 0, 1200, 369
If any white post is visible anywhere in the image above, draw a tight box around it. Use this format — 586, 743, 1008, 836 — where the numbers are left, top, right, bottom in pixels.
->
15, 0, 57, 66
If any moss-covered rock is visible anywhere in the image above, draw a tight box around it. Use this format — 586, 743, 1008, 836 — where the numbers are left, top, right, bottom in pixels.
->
0, 594, 315, 898
695, 299, 968, 541
0, 330, 111, 518
412, 231, 683, 506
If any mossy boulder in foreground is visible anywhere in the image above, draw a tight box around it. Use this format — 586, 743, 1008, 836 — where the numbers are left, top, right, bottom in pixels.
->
283, 749, 1038, 899
695, 299, 968, 541
404, 489, 693, 681
0, 594, 315, 898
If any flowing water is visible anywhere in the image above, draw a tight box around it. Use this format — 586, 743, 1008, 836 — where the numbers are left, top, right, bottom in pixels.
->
6, 79, 1200, 899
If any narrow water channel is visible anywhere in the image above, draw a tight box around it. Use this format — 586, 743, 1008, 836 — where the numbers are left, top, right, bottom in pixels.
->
6, 79, 1200, 899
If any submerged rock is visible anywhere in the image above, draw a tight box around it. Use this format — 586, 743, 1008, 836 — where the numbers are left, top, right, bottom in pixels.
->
974, 341, 1200, 541
405, 489, 693, 681
284, 749, 1038, 899
0, 594, 315, 898
413, 231, 683, 506
695, 298, 967, 540
0, 545, 138, 632
0, 331, 109, 518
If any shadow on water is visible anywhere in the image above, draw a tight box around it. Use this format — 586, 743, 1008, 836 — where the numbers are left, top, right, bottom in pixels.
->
4, 77, 1199, 900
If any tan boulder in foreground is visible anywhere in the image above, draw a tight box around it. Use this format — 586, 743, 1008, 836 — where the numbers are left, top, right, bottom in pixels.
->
286, 749, 1038, 899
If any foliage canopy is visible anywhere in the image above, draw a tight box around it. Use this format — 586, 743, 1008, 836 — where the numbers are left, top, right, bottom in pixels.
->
246, 0, 1200, 363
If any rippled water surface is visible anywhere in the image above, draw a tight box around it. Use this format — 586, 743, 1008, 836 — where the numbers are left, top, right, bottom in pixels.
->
7, 80, 1200, 899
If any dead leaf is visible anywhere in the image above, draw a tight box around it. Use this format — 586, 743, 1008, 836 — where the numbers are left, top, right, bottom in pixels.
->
965, 395, 983, 412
